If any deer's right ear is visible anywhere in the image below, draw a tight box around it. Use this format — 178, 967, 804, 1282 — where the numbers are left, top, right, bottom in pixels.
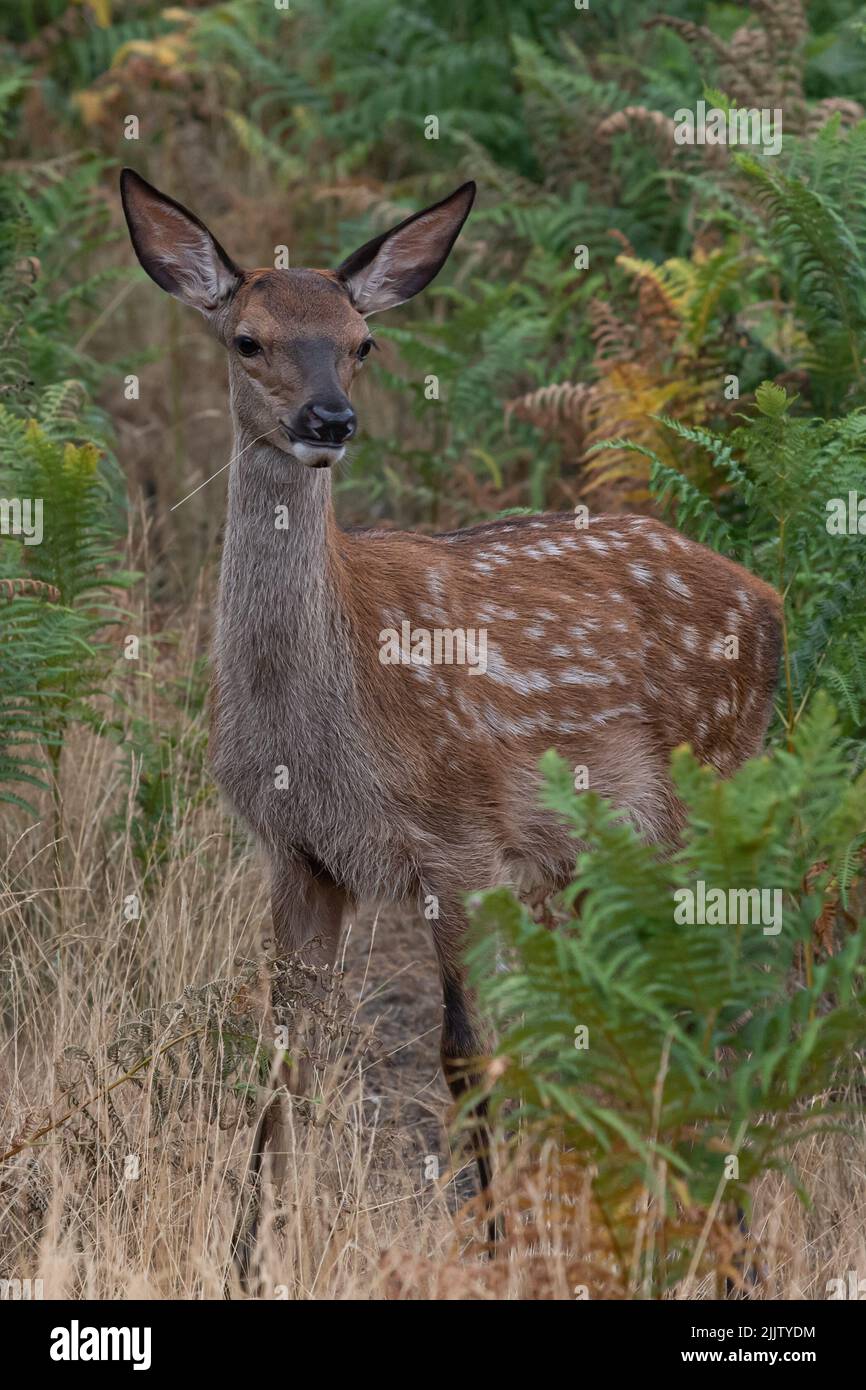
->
120, 169, 241, 315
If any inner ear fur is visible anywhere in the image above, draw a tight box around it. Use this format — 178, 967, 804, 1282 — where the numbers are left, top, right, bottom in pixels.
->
120, 169, 242, 315
335, 181, 476, 316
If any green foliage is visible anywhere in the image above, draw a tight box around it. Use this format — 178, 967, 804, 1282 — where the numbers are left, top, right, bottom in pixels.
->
602, 386, 866, 754
0, 399, 135, 808
0, 585, 63, 809
0, 153, 121, 412
0, 150, 133, 813
738, 138, 866, 413
469, 695, 866, 1294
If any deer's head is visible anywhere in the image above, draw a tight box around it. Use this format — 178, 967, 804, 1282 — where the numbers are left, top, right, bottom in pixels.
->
120, 170, 475, 468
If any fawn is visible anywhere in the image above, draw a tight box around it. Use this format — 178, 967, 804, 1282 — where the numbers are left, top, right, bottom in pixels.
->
121, 170, 782, 1241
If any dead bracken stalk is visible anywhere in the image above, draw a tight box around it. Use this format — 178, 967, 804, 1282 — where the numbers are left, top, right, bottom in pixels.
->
2, 955, 362, 1167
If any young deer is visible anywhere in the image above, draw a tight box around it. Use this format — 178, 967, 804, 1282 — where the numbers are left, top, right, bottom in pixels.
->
121, 170, 782, 1232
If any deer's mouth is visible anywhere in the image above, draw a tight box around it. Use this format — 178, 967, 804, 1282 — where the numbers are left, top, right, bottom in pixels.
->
279, 423, 346, 469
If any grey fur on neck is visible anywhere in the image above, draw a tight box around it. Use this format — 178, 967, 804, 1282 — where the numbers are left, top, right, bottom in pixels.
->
211, 427, 408, 901
219, 430, 336, 658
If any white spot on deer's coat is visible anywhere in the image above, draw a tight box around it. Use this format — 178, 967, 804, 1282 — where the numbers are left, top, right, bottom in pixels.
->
629, 563, 653, 584
426, 570, 448, 622
482, 708, 555, 738
590, 703, 642, 725
486, 648, 551, 694
528, 670, 552, 691
665, 572, 692, 598
584, 536, 609, 554
560, 670, 612, 687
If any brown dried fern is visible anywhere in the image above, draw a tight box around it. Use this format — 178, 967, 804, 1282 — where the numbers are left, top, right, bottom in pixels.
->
595, 106, 677, 152
2, 954, 364, 1169
0, 577, 60, 602
645, 1, 809, 130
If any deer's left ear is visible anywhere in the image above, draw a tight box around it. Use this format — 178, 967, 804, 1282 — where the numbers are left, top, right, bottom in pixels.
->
120, 168, 242, 316
335, 182, 475, 316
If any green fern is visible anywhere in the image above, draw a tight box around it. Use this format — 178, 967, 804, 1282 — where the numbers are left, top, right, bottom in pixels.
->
468, 694, 866, 1296
738, 147, 866, 411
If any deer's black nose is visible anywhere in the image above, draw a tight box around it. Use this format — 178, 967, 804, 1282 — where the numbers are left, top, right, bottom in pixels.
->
295, 401, 357, 445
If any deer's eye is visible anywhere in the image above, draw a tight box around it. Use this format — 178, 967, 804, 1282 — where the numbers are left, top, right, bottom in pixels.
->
235, 335, 261, 358
356, 339, 374, 362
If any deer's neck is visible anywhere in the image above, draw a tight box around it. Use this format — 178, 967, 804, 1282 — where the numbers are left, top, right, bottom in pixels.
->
218, 430, 346, 660
212, 428, 397, 883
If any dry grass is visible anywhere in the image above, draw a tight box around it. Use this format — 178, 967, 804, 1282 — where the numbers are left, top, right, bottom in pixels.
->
0, 749, 458, 1298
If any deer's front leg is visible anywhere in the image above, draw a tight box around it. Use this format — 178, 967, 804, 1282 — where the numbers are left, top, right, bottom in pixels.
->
257, 855, 347, 1177
233, 854, 348, 1287
268, 851, 348, 1093
270, 851, 347, 966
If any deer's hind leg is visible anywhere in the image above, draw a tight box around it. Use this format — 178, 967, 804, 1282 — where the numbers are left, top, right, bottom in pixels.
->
430, 901, 500, 1250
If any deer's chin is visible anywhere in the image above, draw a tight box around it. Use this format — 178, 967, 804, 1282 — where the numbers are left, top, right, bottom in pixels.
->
291, 440, 346, 469
275, 430, 346, 469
